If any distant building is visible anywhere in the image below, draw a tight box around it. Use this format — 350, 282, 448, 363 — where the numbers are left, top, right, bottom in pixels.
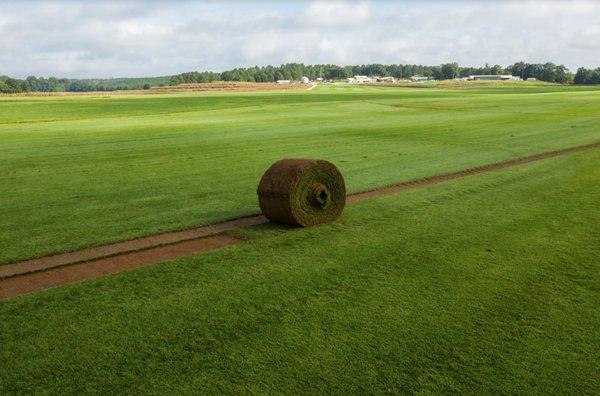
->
316, 77, 324, 82
376, 76, 395, 83
467, 75, 519, 81
348, 75, 375, 84
526, 77, 537, 81
300, 76, 310, 84
276, 80, 291, 84
410, 75, 429, 82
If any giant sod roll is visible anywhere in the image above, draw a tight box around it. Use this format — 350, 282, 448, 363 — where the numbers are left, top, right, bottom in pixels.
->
257, 159, 346, 227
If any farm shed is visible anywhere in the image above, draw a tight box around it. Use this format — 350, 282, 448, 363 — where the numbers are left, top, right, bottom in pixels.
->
468, 75, 519, 81
410, 75, 430, 82
348, 75, 374, 84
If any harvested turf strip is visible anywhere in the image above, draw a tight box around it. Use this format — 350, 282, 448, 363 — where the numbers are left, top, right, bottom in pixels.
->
0, 141, 598, 300
0, 215, 265, 279
348, 141, 600, 202
0, 235, 244, 300
257, 159, 346, 227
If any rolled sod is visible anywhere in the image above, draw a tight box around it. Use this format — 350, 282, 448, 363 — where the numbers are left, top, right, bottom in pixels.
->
257, 159, 346, 227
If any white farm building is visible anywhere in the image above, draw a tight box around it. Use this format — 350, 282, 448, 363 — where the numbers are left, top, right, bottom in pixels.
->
410, 75, 429, 82
348, 75, 375, 84
467, 75, 519, 81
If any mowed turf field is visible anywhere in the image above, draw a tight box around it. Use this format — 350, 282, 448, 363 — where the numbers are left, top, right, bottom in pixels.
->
1, 84, 599, 393
1, 84, 599, 264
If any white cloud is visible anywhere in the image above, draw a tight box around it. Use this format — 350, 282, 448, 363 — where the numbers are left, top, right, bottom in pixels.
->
0, 0, 599, 78
458, 35, 478, 47
304, 1, 372, 27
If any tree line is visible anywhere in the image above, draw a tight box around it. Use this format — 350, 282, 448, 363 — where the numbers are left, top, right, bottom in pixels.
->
2, 62, 598, 93
573, 67, 600, 84
0, 76, 129, 93
171, 62, 577, 84
0, 75, 170, 94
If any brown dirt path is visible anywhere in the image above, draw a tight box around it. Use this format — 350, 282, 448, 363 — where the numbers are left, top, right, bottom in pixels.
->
0, 82, 307, 97
0, 215, 265, 279
1, 141, 598, 300
0, 235, 243, 300
348, 141, 600, 203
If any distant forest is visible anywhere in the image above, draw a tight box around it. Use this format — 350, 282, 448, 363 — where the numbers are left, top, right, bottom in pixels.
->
0, 75, 171, 94
1, 62, 599, 93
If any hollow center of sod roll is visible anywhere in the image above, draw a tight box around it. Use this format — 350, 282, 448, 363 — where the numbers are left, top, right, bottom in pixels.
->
311, 183, 330, 208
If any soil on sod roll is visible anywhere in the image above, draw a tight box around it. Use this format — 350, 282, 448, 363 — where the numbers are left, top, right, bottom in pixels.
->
257, 159, 346, 227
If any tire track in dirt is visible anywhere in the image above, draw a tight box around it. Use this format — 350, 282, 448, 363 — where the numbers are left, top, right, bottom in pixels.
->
1, 141, 598, 300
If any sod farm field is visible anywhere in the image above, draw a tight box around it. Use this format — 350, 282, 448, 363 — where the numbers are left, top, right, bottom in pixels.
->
1, 84, 599, 393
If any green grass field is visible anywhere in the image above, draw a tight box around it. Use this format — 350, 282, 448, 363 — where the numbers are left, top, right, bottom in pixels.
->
1, 84, 599, 264
1, 84, 599, 393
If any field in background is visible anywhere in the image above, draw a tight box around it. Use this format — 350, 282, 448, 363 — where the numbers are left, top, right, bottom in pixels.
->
0, 83, 599, 393
0, 81, 310, 97
389, 79, 561, 89
1, 84, 599, 264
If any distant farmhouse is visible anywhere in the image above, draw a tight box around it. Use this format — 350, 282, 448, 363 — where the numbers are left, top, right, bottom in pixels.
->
300, 76, 310, 84
348, 75, 374, 84
410, 75, 430, 82
276, 79, 291, 84
467, 75, 520, 81
348, 75, 395, 84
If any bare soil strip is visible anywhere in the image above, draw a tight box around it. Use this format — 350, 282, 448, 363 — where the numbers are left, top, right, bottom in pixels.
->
347, 142, 600, 203
149, 82, 308, 93
0, 82, 308, 97
1, 141, 597, 300
0, 235, 243, 300
0, 215, 266, 279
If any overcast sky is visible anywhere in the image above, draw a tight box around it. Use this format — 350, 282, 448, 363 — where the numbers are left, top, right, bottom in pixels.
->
1, 0, 599, 78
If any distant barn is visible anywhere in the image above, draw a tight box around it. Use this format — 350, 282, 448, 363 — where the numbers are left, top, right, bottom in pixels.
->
348, 75, 375, 84
468, 75, 519, 81
410, 75, 429, 82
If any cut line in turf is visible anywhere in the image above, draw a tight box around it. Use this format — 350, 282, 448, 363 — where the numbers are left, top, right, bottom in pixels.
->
0, 235, 244, 300
0, 215, 266, 279
347, 141, 600, 203
0, 141, 598, 300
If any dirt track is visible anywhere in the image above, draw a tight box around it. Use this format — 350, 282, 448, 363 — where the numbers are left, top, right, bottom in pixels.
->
0, 235, 243, 300
0, 82, 308, 97
0, 215, 265, 279
348, 142, 600, 202
1, 141, 598, 300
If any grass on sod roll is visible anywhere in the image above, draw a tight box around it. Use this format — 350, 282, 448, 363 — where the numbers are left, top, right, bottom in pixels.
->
1, 149, 598, 394
257, 159, 346, 226
1, 84, 599, 264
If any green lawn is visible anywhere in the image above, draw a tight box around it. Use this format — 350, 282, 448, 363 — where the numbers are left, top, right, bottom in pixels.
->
1, 148, 598, 394
1, 84, 599, 264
